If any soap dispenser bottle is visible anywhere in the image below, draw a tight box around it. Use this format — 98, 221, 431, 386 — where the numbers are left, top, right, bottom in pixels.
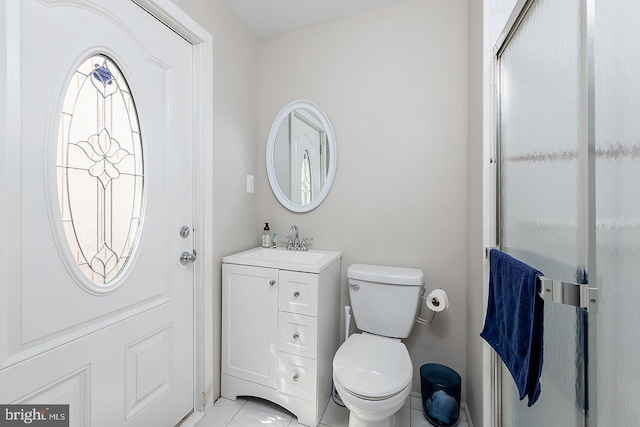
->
261, 223, 271, 248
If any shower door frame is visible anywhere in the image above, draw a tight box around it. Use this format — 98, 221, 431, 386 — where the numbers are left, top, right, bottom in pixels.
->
490, 0, 598, 426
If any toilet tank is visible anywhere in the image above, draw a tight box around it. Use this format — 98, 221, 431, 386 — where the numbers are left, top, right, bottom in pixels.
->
347, 264, 424, 339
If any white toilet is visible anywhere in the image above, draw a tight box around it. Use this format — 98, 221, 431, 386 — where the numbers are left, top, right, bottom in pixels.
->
333, 263, 424, 427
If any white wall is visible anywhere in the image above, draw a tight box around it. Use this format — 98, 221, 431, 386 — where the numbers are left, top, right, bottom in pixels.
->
466, 0, 486, 424
490, 0, 519, 48
166, 0, 260, 401
258, 0, 469, 398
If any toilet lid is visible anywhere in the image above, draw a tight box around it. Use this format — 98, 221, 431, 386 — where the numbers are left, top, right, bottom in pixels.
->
333, 334, 412, 400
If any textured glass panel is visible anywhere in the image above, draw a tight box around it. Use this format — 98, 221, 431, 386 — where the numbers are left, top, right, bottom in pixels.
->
301, 149, 311, 205
56, 54, 144, 286
499, 0, 583, 425
595, 1, 640, 424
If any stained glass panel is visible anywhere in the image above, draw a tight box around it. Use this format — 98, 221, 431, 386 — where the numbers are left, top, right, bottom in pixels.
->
57, 54, 144, 286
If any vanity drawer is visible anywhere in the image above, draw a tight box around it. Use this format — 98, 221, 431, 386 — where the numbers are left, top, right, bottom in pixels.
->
278, 312, 318, 359
279, 271, 318, 316
277, 352, 317, 402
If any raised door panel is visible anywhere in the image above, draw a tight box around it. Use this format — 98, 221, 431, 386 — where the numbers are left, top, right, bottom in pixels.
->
13, 366, 89, 427
222, 264, 278, 388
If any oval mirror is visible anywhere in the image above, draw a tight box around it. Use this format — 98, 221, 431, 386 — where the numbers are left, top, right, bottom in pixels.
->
266, 100, 337, 212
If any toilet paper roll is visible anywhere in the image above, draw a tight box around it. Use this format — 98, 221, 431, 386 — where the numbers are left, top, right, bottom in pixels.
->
426, 289, 449, 312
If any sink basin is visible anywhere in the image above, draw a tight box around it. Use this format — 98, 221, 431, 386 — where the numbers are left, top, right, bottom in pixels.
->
239, 248, 326, 264
223, 247, 342, 273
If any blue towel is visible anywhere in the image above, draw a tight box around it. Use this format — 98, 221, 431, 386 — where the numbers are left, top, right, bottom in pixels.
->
480, 249, 544, 406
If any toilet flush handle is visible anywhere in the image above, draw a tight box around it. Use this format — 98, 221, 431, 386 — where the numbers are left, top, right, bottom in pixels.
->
348, 283, 360, 292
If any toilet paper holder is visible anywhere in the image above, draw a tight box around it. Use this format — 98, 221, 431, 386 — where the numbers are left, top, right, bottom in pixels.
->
415, 287, 441, 325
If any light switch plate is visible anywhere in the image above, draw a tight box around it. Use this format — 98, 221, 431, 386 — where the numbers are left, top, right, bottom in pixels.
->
246, 174, 254, 193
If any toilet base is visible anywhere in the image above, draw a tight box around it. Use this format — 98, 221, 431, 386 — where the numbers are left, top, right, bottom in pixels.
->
348, 412, 397, 427
334, 376, 410, 427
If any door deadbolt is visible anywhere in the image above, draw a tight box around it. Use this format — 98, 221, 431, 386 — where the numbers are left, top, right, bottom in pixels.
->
179, 226, 190, 238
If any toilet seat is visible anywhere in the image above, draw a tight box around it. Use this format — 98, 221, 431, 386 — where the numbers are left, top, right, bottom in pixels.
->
342, 384, 408, 401
333, 334, 412, 401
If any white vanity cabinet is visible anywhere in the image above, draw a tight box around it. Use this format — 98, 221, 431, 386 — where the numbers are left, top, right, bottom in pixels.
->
221, 248, 342, 427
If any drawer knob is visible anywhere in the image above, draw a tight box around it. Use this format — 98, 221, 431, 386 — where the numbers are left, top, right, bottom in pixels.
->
293, 291, 300, 298
293, 332, 299, 340
293, 373, 299, 382
269, 280, 276, 286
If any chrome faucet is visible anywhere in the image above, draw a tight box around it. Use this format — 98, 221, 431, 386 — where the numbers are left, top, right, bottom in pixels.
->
282, 225, 313, 251
285, 224, 299, 250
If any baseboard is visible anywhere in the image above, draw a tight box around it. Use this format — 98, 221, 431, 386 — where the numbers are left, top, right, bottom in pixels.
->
175, 410, 205, 427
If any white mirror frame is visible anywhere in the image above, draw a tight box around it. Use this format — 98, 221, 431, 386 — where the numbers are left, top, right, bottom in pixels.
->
266, 100, 337, 212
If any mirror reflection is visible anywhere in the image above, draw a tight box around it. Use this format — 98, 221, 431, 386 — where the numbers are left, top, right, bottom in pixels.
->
266, 100, 337, 213
273, 108, 329, 206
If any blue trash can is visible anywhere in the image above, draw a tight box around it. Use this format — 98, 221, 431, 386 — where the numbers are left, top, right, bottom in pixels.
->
420, 363, 461, 427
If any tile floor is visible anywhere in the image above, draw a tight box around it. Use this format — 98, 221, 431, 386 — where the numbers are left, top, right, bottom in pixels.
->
195, 394, 470, 427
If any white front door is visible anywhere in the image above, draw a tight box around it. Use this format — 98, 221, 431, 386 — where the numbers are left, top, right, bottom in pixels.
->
0, 1, 194, 426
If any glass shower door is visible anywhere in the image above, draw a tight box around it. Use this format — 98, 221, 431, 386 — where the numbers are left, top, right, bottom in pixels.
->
595, 1, 640, 424
497, 0, 588, 425
497, 0, 640, 425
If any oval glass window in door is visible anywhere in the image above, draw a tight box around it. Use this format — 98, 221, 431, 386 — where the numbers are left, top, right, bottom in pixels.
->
57, 54, 144, 286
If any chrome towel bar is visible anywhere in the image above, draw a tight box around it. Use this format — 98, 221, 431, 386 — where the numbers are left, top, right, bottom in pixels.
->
485, 247, 598, 313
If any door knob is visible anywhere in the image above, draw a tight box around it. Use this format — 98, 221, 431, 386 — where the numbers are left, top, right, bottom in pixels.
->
180, 250, 197, 265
